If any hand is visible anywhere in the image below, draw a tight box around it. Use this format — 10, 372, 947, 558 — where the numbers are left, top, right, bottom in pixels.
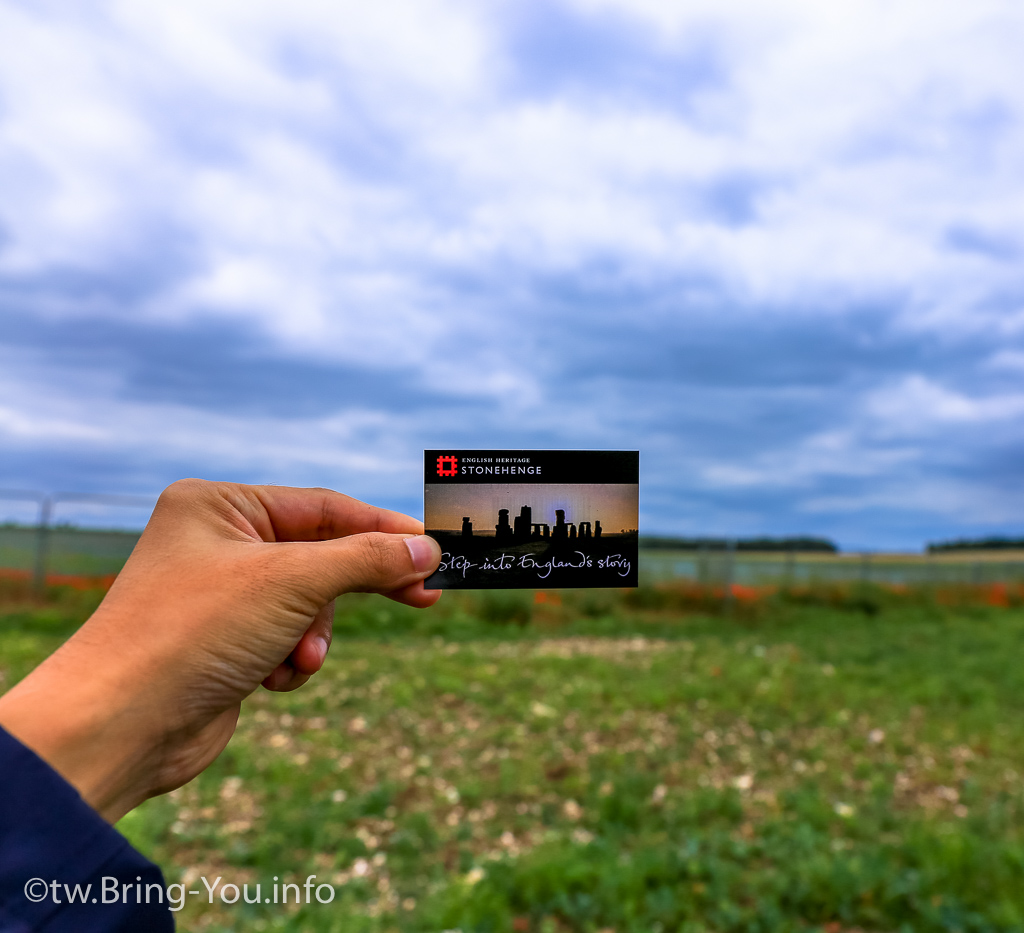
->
0, 480, 442, 822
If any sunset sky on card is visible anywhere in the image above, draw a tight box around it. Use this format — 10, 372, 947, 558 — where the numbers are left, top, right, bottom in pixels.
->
425, 483, 639, 534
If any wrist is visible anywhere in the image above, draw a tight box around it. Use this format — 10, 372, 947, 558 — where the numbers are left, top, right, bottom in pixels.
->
0, 644, 160, 822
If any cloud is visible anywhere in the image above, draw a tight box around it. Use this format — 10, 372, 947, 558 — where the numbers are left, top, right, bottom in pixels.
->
1, 0, 1023, 547
864, 375, 1024, 432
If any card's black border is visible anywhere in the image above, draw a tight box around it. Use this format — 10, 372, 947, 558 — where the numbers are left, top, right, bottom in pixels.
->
423, 449, 639, 590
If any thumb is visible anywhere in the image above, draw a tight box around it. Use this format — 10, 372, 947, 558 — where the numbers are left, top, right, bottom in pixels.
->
288, 531, 442, 601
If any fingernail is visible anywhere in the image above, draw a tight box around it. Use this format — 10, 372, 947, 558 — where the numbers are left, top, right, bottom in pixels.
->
405, 535, 440, 573
313, 635, 329, 667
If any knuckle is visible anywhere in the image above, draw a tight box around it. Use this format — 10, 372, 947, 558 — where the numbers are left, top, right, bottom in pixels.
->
158, 477, 209, 505
318, 497, 336, 540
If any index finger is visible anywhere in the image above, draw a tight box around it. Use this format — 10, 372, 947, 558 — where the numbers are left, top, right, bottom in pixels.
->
247, 485, 424, 542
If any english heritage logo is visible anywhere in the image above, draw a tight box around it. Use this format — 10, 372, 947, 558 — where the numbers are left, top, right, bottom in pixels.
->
436, 455, 459, 477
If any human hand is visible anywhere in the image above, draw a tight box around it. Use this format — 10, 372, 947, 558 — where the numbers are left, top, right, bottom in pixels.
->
0, 480, 441, 822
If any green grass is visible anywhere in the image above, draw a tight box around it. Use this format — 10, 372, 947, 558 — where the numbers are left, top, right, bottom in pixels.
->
3, 583, 1024, 931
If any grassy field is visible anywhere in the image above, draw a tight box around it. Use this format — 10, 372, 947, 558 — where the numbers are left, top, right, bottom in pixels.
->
2, 580, 1024, 932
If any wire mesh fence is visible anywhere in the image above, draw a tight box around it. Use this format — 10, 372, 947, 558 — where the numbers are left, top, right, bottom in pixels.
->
4, 490, 1024, 591
0, 526, 142, 577
0, 491, 154, 591
640, 549, 1024, 586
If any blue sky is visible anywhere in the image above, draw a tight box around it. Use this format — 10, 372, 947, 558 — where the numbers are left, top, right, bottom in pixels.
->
1, 0, 1023, 549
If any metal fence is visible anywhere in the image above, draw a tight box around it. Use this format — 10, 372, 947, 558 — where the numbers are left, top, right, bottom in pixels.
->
0, 491, 154, 591
640, 549, 1024, 586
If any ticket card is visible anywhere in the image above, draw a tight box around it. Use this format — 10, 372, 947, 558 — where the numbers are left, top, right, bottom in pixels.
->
423, 450, 639, 589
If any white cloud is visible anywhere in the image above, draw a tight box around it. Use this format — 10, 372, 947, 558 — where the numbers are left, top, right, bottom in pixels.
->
800, 477, 1024, 526
864, 375, 1024, 432
987, 349, 1024, 371
696, 425, 921, 497
0, 404, 107, 442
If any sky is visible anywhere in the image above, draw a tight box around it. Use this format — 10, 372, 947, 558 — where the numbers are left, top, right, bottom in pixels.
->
1, 0, 1023, 549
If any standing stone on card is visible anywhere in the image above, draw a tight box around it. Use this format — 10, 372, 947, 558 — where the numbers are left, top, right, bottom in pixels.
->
514, 505, 532, 541
495, 509, 513, 543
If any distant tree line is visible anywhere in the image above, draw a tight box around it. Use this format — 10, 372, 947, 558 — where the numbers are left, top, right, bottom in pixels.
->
639, 536, 838, 553
927, 536, 1024, 553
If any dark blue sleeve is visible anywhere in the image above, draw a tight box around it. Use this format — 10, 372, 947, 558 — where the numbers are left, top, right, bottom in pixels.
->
0, 727, 174, 932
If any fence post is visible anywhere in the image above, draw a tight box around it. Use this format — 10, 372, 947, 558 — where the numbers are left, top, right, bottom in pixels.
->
724, 539, 736, 611
32, 496, 53, 595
